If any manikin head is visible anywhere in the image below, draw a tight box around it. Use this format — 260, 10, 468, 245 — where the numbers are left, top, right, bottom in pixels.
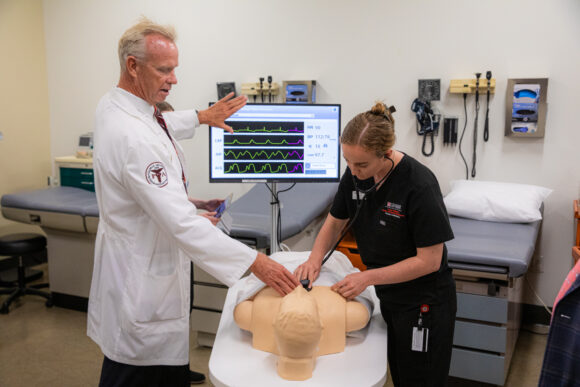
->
273, 286, 323, 381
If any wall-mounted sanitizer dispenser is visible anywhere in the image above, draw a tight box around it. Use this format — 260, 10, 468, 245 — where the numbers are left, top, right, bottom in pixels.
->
505, 78, 548, 138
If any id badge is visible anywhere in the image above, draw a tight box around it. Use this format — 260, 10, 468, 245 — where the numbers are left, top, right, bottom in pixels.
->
412, 326, 429, 352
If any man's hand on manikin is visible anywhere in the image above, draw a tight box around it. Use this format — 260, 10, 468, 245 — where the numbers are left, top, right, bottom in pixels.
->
250, 252, 300, 296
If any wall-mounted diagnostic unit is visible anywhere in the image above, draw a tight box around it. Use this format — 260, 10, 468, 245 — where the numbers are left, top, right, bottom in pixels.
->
505, 78, 548, 138
209, 103, 341, 182
283, 80, 316, 104
217, 82, 236, 99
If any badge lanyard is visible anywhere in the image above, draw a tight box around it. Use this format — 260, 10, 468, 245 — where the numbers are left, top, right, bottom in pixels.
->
412, 304, 430, 352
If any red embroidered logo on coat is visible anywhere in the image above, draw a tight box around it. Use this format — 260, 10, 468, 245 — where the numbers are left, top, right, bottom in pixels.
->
145, 162, 168, 187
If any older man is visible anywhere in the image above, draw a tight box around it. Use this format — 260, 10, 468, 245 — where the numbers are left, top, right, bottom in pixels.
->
88, 18, 299, 386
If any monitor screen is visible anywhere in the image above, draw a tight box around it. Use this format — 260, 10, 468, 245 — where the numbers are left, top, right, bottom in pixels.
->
209, 103, 341, 182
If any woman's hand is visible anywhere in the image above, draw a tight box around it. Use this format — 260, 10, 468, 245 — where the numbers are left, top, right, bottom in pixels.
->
294, 256, 322, 289
331, 271, 370, 300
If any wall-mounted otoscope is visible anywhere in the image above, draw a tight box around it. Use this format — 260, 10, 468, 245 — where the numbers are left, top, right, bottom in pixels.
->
483, 71, 492, 142
472, 72, 481, 178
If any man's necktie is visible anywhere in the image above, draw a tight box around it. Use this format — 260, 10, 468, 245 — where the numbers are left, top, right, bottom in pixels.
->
154, 107, 188, 192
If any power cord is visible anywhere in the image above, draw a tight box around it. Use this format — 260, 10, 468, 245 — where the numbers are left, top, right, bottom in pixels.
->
525, 276, 553, 317
458, 93, 469, 180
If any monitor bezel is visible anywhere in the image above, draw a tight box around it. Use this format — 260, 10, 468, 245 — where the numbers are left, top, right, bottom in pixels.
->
208, 103, 341, 183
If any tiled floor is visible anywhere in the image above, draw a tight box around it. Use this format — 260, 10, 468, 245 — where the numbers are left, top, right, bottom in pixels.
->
0, 269, 547, 387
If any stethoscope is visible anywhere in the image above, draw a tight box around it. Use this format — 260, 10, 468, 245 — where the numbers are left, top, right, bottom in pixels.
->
353, 156, 395, 206
300, 156, 395, 290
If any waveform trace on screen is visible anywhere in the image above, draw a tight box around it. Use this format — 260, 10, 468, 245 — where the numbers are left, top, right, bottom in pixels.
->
225, 162, 304, 174
224, 149, 304, 161
224, 134, 304, 147
228, 121, 304, 134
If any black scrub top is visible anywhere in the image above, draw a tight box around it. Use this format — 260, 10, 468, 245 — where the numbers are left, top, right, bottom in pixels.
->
330, 154, 454, 310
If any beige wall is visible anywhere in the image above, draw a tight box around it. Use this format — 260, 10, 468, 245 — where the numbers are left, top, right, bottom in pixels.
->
0, 0, 51, 231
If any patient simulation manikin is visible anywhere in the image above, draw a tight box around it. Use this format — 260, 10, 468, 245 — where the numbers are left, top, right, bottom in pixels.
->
234, 286, 370, 380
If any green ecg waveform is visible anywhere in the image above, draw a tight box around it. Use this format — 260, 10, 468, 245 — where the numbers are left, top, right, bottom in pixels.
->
225, 163, 303, 174
225, 138, 304, 146
224, 150, 303, 160
235, 126, 294, 133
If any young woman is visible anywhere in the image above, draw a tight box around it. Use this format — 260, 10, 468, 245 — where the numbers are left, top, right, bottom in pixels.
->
295, 102, 457, 386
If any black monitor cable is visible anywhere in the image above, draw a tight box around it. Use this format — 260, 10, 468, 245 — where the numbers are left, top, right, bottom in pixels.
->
458, 93, 469, 180
471, 73, 481, 178
483, 71, 492, 142
265, 182, 296, 251
267, 75, 272, 103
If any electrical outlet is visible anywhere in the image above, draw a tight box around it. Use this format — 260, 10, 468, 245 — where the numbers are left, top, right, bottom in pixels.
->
0, 131, 3, 141
418, 79, 441, 101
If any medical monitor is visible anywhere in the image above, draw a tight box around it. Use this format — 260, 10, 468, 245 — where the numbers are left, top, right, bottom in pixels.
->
209, 103, 341, 183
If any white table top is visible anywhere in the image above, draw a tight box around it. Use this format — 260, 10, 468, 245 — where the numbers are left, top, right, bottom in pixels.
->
209, 279, 388, 387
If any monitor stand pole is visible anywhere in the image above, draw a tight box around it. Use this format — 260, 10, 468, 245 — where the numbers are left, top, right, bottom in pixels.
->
270, 182, 279, 254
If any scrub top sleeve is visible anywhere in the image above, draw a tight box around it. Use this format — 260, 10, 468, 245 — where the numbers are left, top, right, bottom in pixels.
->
407, 182, 454, 248
163, 109, 198, 141
122, 140, 256, 286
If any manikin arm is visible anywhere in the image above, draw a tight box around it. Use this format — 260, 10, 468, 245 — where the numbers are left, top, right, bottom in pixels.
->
233, 300, 253, 331
345, 301, 370, 332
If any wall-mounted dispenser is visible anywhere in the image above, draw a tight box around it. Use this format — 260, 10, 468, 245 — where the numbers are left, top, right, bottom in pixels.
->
504, 78, 548, 138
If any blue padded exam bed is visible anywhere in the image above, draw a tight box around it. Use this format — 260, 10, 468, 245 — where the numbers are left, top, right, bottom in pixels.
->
225, 182, 338, 249
448, 215, 542, 277
445, 215, 543, 385
1, 187, 99, 310
1, 187, 98, 231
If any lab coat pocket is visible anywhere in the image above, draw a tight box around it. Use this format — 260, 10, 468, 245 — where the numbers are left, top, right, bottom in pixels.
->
133, 270, 185, 323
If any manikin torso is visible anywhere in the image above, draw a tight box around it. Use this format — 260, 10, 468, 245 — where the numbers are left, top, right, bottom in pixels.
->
234, 286, 370, 380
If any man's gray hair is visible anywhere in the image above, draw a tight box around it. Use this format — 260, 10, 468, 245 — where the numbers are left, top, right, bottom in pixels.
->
118, 17, 176, 72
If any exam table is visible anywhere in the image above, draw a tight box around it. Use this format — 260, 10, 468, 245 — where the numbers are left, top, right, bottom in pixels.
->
446, 215, 542, 386
1, 187, 98, 310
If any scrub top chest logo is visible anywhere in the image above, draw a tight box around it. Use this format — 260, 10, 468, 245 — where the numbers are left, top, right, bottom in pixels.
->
146, 162, 168, 187
383, 201, 405, 219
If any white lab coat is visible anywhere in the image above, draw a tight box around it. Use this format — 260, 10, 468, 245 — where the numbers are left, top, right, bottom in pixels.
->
87, 87, 257, 366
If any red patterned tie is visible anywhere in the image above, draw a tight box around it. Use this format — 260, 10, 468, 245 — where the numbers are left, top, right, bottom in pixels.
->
154, 107, 187, 192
